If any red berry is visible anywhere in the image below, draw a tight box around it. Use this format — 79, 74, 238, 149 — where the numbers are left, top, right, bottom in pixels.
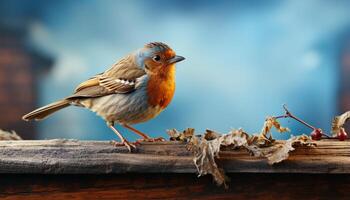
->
311, 128, 322, 140
338, 128, 348, 141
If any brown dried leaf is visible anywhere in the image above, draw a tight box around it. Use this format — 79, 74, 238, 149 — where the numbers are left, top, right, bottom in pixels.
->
255, 134, 275, 147
191, 129, 252, 188
189, 127, 313, 187
270, 135, 315, 164
0, 129, 22, 140
184, 115, 314, 188
332, 111, 350, 136
260, 117, 290, 137
191, 136, 228, 188
183, 128, 195, 138
220, 129, 250, 147
167, 129, 181, 140
247, 135, 315, 164
257, 117, 290, 146
167, 128, 194, 142
204, 129, 220, 140
292, 134, 316, 146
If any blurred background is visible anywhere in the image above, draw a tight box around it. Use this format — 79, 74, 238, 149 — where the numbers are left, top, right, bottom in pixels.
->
0, 0, 349, 140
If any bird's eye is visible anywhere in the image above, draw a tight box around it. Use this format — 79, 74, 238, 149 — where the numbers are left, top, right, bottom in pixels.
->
152, 55, 161, 62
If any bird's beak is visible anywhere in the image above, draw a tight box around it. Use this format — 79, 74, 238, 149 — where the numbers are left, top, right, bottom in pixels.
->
168, 55, 185, 64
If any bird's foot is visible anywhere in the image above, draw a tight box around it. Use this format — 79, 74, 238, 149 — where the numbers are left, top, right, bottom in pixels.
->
110, 139, 137, 152
137, 137, 166, 143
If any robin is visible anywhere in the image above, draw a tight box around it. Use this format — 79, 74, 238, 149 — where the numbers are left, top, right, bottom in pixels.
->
22, 42, 185, 152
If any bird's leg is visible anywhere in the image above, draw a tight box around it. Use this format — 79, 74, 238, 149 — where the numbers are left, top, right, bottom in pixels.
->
108, 122, 136, 152
121, 123, 165, 142
122, 123, 151, 139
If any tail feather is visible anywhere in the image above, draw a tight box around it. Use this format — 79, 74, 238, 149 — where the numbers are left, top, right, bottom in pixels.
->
22, 100, 71, 121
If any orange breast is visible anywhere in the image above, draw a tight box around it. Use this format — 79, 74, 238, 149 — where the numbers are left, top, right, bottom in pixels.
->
146, 65, 176, 109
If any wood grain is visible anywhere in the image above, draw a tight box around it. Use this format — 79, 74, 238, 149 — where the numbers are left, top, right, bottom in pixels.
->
0, 139, 349, 199
0, 174, 349, 200
0, 139, 349, 174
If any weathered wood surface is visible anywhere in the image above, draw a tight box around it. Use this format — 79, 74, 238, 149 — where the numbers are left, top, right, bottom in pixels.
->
0, 139, 349, 174
1, 173, 350, 200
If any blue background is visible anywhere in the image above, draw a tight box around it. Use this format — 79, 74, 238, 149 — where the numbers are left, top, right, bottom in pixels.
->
1, 0, 350, 140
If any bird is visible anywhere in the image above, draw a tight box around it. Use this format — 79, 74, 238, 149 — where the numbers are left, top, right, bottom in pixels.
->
22, 42, 185, 152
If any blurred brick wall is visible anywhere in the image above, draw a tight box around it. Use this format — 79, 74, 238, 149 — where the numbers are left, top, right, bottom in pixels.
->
0, 26, 52, 139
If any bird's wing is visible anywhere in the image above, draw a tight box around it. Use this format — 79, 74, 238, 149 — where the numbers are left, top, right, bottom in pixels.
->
67, 55, 146, 99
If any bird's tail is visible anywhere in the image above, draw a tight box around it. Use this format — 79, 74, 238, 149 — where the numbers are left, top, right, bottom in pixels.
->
22, 100, 71, 121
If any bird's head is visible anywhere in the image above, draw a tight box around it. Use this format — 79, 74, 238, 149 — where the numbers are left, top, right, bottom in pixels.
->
136, 42, 185, 76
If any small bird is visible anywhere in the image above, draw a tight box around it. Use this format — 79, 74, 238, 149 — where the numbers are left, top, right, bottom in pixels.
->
23, 42, 185, 151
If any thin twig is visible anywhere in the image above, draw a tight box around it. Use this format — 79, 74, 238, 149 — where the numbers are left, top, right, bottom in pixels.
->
273, 115, 288, 119
282, 104, 333, 138
283, 104, 315, 130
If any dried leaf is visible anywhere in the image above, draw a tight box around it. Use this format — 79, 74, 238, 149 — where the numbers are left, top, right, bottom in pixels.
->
220, 129, 250, 147
175, 115, 314, 188
191, 136, 228, 188
191, 130, 251, 188
269, 135, 315, 164
183, 128, 195, 138
257, 140, 294, 165
0, 129, 22, 140
292, 134, 316, 146
188, 127, 313, 187
332, 111, 350, 136
260, 117, 290, 137
257, 117, 290, 146
247, 135, 315, 164
167, 129, 181, 140
167, 128, 194, 142
255, 134, 275, 147
204, 129, 220, 140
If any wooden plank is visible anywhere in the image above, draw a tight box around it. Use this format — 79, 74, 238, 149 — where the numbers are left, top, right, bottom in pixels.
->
0, 139, 349, 174
0, 174, 349, 200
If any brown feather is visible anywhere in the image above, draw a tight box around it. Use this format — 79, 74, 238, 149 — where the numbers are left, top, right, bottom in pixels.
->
104, 54, 146, 79
70, 54, 146, 99
75, 77, 100, 92
22, 100, 70, 121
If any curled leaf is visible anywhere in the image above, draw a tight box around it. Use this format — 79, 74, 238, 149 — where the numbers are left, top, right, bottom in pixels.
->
332, 111, 350, 136
260, 117, 290, 137
257, 117, 290, 146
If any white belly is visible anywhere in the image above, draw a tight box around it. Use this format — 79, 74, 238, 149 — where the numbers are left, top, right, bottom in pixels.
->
78, 86, 163, 124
